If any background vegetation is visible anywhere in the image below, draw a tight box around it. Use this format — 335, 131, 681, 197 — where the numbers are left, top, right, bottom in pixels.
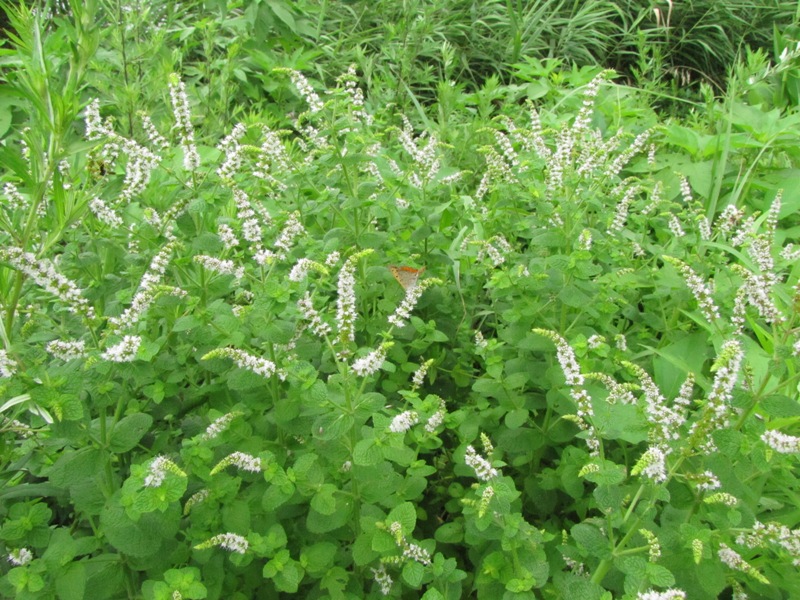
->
1, 1, 800, 599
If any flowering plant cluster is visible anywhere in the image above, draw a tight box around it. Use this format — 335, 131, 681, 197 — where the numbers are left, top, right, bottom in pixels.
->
1, 8, 799, 600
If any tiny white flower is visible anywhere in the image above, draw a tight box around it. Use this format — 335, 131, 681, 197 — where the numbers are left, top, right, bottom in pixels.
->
7, 548, 33, 566
389, 410, 418, 433
101, 335, 141, 362
464, 445, 499, 481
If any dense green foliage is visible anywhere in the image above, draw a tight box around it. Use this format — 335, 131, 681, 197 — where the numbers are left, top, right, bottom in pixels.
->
1, 1, 800, 599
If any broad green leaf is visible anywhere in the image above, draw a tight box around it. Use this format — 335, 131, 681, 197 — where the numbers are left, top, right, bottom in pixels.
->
274, 561, 302, 593
47, 447, 102, 488
300, 542, 337, 575
761, 395, 800, 418
571, 523, 610, 559
110, 413, 153, 453
55, 562, 86, 600
307, 496, 352, 534
402, 560, 425, 587
310, 484, 338, 515
353, 438, 381, 466
505, 408, 529, 429
434, 522, 463, 544
387, 502, 417, 533
583, 460, 626, 486
646, 563, 676, 587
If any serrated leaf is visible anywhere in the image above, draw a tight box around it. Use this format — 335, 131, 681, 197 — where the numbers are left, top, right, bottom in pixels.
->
301, 542, 337, 575
646, 563, 675, 587
110, 413, 153, 453
505, 408, 529, 429
172, 315, 202, 332
310, 484, 337, 515
506, 576, 536, 592
761, 395, 800, 418
100, 500, 178, 557
43, 528, 77, 568
55, 562, 86, 600
387, 502, 417, 533
615, 555, 647, 577
353, 438, 381, 466
47, 448, 102, 487
583, 460, 626, 486
571, 523, 611, 559
402, 560, 425, 587
227, 368, 268, 391
307, 497, 352, 534
274, 561, 302, 593
593, 485, 626, 512
434, 522, 463, 544
313, 412, 354, 441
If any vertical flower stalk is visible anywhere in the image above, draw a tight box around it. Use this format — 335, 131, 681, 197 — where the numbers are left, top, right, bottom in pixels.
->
280, 68, 323, 113
388, 278, 435, 328
686, 339, 744, 453
464, 445, 499, 481
534, 329, 600, 455
168, 74, 200, 171
335, 250, 373, 354
351, 342, 391, 377
297, 292, 332, 338
109, 239, 183, 333
217, 123, 247, 182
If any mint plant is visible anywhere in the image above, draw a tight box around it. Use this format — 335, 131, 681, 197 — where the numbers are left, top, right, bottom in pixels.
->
1, 5, 800, 600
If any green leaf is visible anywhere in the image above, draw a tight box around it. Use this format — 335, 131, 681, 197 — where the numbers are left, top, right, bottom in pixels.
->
761, 395, 800, 418
320, 566, 348, 597
265, 524, 289, 553
307, 496, 352, 534
583, 460, 626, 486
84, 553, 126, 599
47, 448, 102, 487
505, 408, 529, 429
593, 485, 626, 512
55, 562, 86, 600
313, 412, 354, 441
110, 413, 153, 453
353, 438, 381, 466
100, 499, 178, 557
353, 532, 378, 565
402, 560, 425, 587
616, 555, 647, 577
434, 522, 463, 544
646, 563, 676, 587
274, 561, 302, 593
310, 484, 338, 516
266, 0, 296, 31
42, 528, 77, 568
172, 315, 202, 332
300, 542, 337, 575
506, 577, 535, 592
387, 502, 417, 533
571, 523, 610, 559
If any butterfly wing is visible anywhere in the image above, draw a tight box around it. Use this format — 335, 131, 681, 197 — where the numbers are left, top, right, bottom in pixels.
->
390, 266, 424, 290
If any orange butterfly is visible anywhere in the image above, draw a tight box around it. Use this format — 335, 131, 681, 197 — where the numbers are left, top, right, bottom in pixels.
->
389, 266, 425, 290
